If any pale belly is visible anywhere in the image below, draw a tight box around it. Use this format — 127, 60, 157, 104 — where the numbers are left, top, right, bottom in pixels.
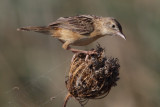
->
53, 28, 102, 46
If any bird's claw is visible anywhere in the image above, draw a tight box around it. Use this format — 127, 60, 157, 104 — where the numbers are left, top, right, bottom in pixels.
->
69, 48, 97, 61
85, 50, 97, 55
84, 50, 97, 61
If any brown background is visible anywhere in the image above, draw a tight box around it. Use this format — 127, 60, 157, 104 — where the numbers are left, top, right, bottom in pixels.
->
0, 0, 160, 107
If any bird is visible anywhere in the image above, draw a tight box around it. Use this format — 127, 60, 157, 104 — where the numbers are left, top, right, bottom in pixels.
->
17, 15, 126, 54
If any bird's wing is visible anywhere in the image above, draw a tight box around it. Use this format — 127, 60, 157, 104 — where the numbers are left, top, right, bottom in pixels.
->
49, 15, 95, 35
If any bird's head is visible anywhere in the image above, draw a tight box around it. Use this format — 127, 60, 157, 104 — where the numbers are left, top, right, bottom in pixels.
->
100, 17, 126, 40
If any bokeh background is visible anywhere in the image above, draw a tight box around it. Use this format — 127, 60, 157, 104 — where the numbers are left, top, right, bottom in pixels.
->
0, 0, 160, 107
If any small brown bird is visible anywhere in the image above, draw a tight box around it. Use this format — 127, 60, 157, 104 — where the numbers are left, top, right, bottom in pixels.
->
17, 15, 125, 54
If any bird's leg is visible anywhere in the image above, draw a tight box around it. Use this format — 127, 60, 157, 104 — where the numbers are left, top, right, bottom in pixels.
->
85, 54, 89, 61
62, 41, 97, 61
62, 41, 72, 50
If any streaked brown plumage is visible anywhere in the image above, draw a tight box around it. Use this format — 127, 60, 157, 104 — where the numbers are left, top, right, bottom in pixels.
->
17, 15, 126, 54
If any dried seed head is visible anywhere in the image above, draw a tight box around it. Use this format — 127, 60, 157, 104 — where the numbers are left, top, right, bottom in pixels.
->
64, 45, 120, 107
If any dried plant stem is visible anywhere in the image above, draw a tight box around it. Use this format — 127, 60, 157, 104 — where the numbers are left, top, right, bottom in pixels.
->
63, 93, 72, 107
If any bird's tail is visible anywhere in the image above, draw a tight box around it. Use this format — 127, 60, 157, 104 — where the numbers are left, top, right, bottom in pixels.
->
17, 26, 51, 34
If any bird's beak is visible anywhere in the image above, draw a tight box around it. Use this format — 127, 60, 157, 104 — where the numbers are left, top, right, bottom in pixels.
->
116, 32, 126, 40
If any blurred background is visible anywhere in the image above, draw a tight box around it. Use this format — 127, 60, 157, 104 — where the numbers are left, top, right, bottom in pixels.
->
0, 0, 160, 107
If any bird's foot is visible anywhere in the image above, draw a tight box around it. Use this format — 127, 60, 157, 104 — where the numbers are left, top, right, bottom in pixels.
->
69, 48, 97, 54
69, 48, 97, 61
84, 50, 97, 61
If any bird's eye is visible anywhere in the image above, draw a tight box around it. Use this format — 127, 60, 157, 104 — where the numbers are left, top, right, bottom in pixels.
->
112, 25, 115, 29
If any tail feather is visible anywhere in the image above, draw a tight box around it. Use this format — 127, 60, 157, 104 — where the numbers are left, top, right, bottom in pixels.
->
17, 26, 51, 34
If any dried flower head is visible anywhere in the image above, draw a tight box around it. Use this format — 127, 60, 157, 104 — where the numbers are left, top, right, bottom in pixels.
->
64, 45, 120, 107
